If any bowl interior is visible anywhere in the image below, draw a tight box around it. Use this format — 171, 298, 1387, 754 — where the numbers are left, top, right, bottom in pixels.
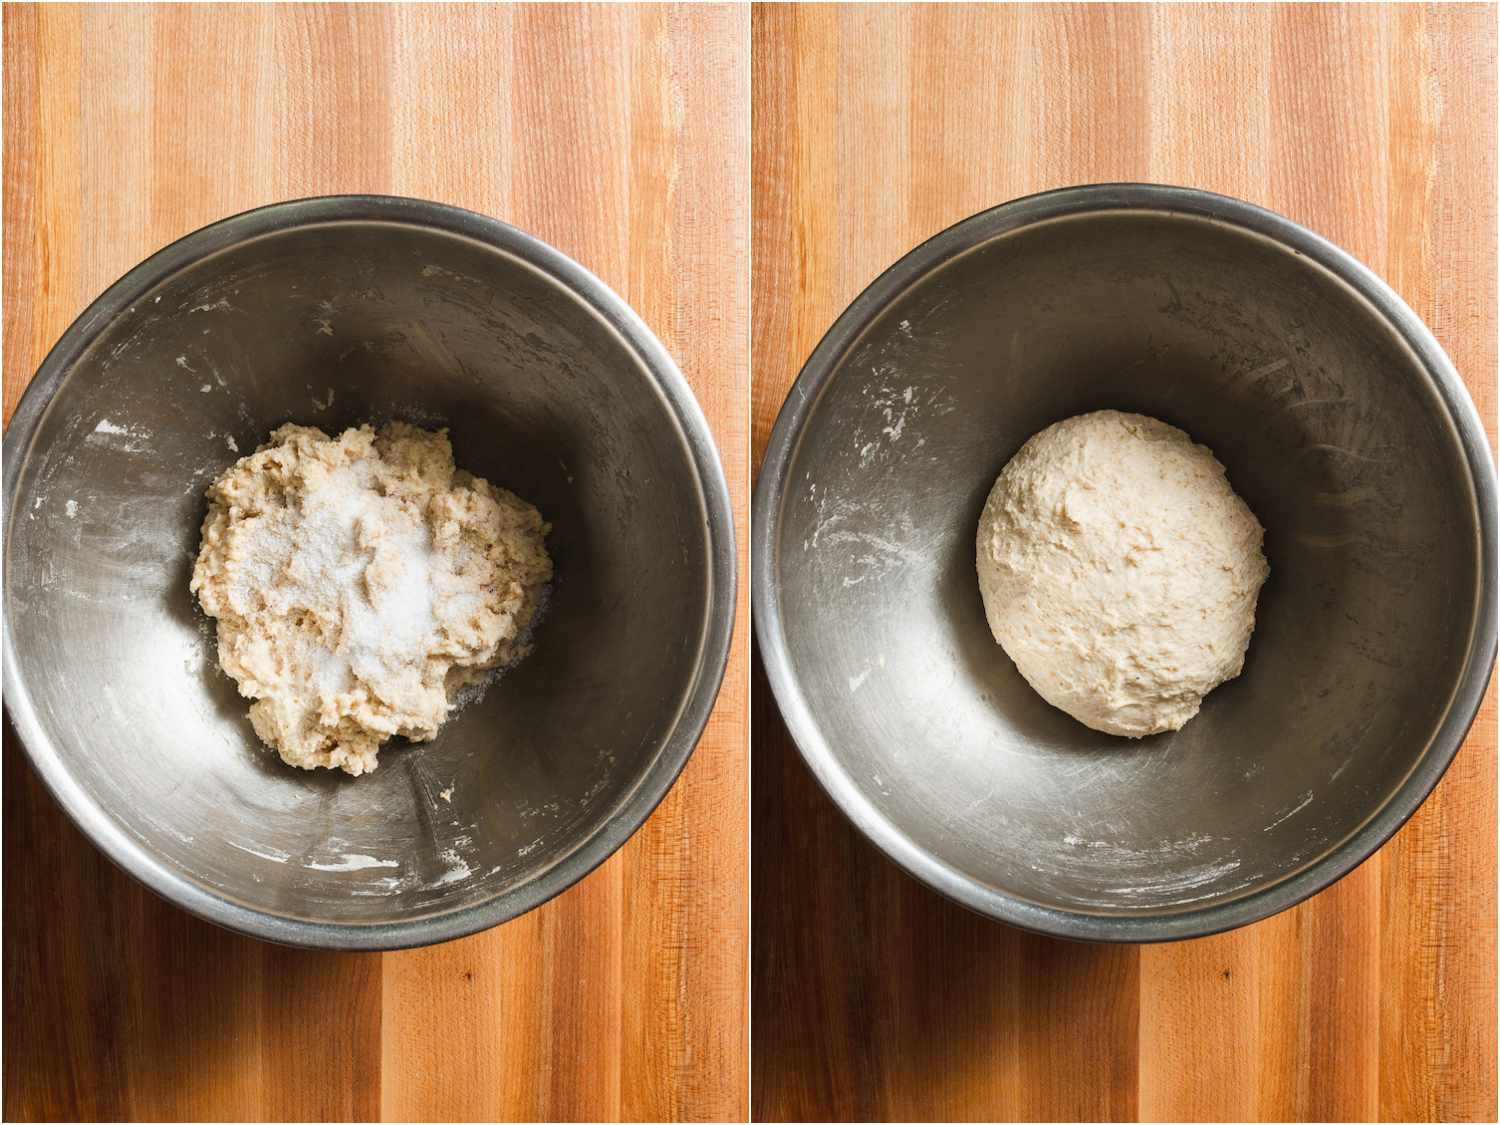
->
768, 209, 1481, 916
6, 216, 715, 933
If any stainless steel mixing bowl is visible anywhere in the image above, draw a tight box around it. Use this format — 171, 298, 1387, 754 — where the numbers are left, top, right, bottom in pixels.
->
753, 184, 1496, 942
4, 196, 734, 949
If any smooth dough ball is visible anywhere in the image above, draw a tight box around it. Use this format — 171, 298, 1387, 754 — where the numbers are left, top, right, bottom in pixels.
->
975, 410, 1269, 737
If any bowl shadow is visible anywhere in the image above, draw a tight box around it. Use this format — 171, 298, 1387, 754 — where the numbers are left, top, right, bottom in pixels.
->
751, 652, 1139, 1122
1, 715, 381, 1120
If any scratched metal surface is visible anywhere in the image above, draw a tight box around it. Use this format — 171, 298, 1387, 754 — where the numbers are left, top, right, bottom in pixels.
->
4, 202, 731, 946
760, 198, 1485, 928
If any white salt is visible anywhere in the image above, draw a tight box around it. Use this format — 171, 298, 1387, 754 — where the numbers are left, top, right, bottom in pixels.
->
236, 465, 438, 695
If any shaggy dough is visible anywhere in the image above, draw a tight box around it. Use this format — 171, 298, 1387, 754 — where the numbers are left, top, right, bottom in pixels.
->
192, 423, 552, 775
976, 410, 1268, 737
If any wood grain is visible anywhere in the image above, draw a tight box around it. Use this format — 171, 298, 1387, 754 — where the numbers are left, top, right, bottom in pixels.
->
2, 5, 748, 1121
750, 4, 1497, 1122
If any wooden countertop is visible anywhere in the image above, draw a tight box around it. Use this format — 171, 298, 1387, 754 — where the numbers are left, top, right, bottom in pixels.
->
2, 5, 747, 1121
751, 4, 1496, 1121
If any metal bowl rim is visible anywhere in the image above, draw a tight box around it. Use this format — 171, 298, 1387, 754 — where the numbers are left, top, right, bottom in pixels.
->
3, 193, 737, 951
751, 182, 1497, 943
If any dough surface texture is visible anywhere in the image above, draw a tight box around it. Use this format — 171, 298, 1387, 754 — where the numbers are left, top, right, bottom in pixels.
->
975, 410, 1268, 737
192, 422, 552, 775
